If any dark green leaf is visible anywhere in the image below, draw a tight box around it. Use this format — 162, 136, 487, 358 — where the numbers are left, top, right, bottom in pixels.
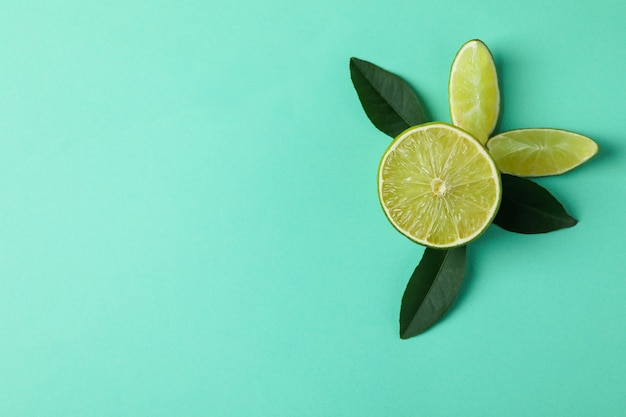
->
400, 246, 466, 339
350, 57, 427, 138
494, 174, 577, 233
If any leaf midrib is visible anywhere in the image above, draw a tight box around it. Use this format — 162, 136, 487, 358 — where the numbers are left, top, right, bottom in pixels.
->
502, 194, 571, 223
354, 59, 414, 128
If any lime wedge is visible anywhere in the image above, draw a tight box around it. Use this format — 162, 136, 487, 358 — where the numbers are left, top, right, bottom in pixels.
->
486, 128, 598, 176
378, 123, 501, 248
448, 39, 500, 144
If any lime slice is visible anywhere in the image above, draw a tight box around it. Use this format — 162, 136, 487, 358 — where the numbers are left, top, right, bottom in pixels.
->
449, 39, 500, 144
378, 123, 501, 248
486, 128, 599, 177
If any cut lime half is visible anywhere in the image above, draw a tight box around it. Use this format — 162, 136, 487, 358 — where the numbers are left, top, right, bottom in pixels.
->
378, 123, 501, 248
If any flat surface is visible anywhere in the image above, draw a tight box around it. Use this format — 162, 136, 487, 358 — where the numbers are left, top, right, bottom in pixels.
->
1, 1, 625, 416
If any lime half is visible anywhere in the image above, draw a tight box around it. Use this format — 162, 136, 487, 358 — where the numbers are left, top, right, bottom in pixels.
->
449, 39, 500, 144
378, 123, 501, 248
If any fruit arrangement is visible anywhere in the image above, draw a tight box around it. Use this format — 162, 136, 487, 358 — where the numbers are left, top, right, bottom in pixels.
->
350, 40, 598, 339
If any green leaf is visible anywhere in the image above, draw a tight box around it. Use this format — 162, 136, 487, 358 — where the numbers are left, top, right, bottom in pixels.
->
494, 174, 577, 233
350, 57, 427, 138
400, 246, 466, 339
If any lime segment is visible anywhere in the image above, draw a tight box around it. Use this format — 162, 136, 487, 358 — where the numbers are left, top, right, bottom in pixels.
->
449, 39, 500, 144
378, 123, 501, 248
486, 128, 598, 177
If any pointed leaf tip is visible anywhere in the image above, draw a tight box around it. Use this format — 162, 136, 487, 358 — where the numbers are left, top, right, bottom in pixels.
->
349, 57, 427, 138
494, 174, 578, 234
400, 246, 466, 339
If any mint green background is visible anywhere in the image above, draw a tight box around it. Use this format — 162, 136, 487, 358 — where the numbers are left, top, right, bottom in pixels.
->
1, 1, 625, 416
